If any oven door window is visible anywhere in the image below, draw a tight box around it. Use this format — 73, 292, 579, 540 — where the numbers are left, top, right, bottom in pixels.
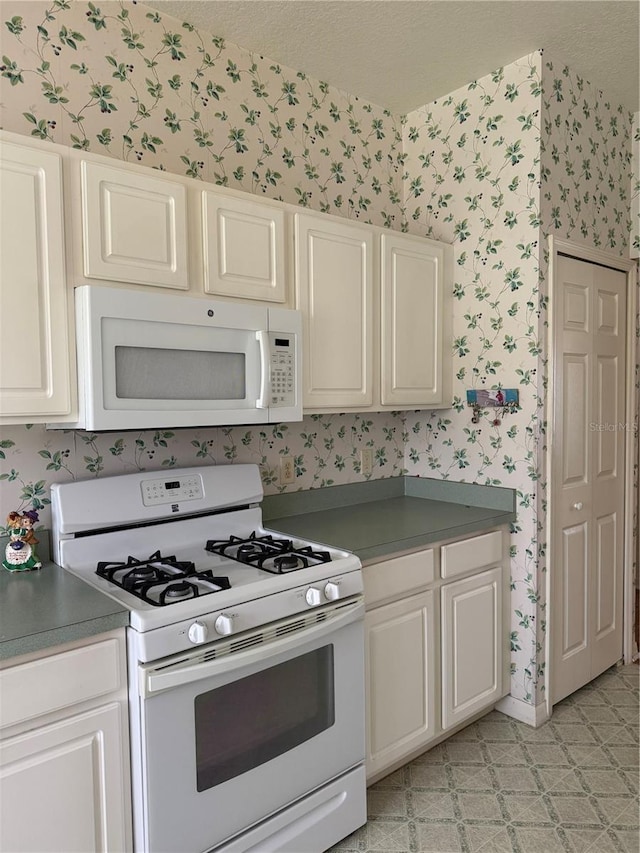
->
194, 645, 334, 791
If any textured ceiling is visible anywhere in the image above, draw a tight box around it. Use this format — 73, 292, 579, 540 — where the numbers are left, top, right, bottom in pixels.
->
145, 1, 639, 114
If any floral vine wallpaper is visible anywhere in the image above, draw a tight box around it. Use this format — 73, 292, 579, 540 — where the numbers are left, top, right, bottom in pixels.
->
0, 0, 409, 533
401, 53, 636, 705
402, 53, 545, 704
0, 1, 637, 709
0, 0, 405, 221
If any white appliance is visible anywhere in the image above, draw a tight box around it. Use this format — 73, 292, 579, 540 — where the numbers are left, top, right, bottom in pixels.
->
51, 465, 366, 853
55, 285, 302, 430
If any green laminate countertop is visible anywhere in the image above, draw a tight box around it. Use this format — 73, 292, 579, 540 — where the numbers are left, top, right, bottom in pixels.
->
263, 476, 516, 563
0, 532, 129, 661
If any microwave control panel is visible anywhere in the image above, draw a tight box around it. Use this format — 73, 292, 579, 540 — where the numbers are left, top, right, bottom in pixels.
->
270, 333, 295, 407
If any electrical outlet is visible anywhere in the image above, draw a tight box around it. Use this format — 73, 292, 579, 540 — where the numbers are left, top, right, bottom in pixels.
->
360, 448, 373, 476
280, 456, 295, 485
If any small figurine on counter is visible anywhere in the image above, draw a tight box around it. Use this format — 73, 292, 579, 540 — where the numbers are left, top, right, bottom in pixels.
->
2, 510, 42, 572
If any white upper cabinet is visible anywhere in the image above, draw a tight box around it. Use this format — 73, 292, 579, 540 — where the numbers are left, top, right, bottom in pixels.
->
79, 160, 189, 289
202, 192, 286, 302
381, 233, 449, 407
295, 212, 452, 413
0, 136, 75, 423
295, 213, 374, 409
1, 131, 453, 423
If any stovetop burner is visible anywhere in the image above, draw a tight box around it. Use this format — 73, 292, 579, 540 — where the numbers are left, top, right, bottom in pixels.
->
206, 533, 332, 574
96, 550, 230, 606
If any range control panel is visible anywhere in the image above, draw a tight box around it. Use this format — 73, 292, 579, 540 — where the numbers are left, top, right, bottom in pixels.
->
141, 474, 204, 507
270, 332, 295, 407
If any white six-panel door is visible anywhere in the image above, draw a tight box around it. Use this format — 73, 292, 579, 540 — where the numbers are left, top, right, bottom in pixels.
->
552, 255, 626, 703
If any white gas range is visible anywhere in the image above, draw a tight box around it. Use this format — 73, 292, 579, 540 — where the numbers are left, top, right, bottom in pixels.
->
51, 464, 366, 853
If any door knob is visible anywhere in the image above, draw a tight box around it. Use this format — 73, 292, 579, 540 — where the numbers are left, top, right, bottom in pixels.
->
572, 501, 583, 511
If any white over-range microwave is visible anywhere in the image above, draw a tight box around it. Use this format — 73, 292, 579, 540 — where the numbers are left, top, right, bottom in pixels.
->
55, 285, 302, 431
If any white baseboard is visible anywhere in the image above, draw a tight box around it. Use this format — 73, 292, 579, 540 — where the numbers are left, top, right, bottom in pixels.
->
495, 694, 549, 727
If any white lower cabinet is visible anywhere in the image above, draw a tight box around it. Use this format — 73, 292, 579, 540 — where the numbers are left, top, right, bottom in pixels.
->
0, 630, 132, 853
441, 567, 502, 731
1, 703, 127, 853
364, 528, 508, 783
366, 591, 436, 780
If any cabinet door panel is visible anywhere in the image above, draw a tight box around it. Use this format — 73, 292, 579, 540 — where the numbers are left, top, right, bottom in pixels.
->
295, 214, 373, 408
0, 703, 129, 853
366, 591, 435, 779
0, 140, 73, 420
381, 234, 446, 406
81, 161, 188, 288
441, 567, 502, 730
203, 192, 286, 301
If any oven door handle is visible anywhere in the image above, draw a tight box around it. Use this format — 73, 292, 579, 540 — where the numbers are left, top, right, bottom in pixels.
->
141, 598, 364, 697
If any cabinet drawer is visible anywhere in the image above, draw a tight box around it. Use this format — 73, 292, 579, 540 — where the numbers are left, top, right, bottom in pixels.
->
364, 549, 435, 609
441, 530, 503, 580
0, 638, 123, 730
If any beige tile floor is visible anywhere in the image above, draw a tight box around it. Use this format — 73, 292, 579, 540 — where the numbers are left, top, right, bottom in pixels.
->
331, 664, 639, 853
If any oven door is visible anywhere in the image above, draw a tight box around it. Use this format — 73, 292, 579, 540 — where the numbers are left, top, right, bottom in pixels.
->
135, 598, 365, 853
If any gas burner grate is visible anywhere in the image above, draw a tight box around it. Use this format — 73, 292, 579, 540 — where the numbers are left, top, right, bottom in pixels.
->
206, 534, 331, 574
96, 550, 230, 606
137, 572, 231, 607
251, 545, 332, 574
206, 532, 293, 562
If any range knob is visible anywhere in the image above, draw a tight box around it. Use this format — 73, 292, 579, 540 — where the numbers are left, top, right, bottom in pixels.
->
215, 613, 235, 636
324, 581, 341, 601
187, 620, 208, 645
305, 587, 323, 607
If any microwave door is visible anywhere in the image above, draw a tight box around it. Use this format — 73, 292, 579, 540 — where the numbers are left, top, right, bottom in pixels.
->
95, 319, 266, 430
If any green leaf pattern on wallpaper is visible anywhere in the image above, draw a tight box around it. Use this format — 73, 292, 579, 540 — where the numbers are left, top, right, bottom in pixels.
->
0, 414, 407, 534
0, 1, 410, 534
0, 2, 636, 707
402, 54, 546, 703
0, 0, 405, 223
400, 53, 634, 704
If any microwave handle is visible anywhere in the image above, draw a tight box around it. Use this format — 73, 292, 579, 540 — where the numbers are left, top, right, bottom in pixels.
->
256, 330, 271, 409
